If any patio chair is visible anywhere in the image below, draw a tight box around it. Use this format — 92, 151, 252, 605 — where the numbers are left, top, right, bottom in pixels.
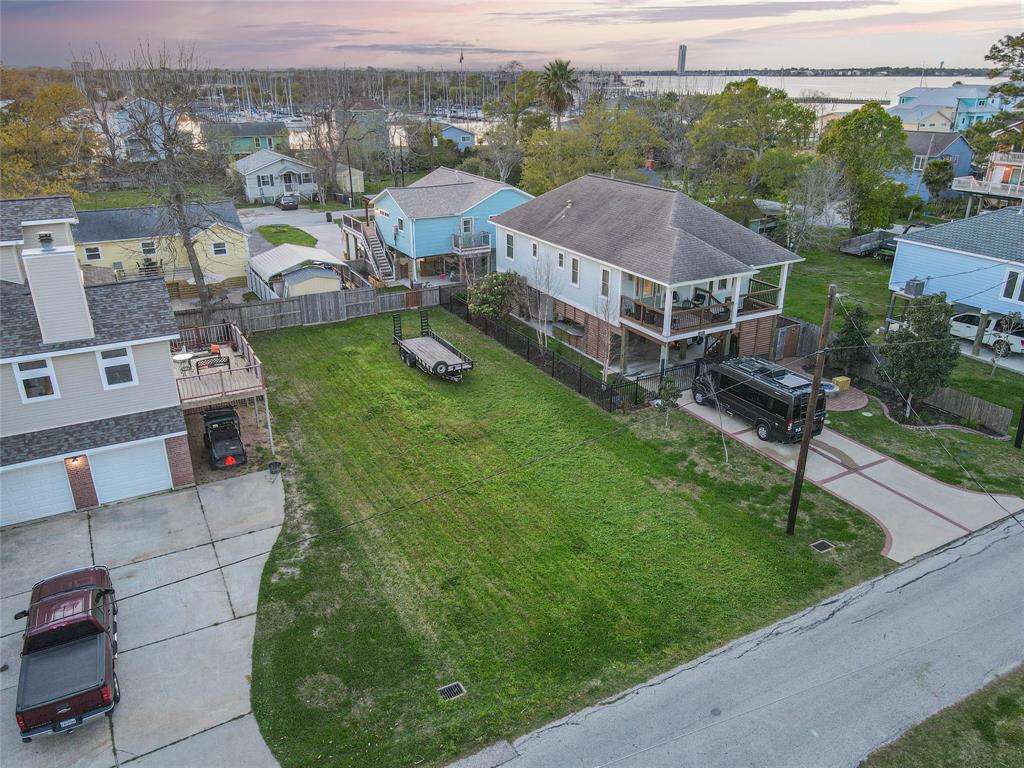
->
692, 292, 707, 307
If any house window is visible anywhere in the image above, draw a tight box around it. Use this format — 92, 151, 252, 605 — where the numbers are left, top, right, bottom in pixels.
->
1003, 268, 1024, 304
531, 242, 538, 259
13, 358, 59, 402
84, 246, 102, 261
254, 137, 262, 148
912, 155, 928, 172
571, 256, 580, 287
267, 137, 274, 149
212, 242, 228, 257
462, 217, 473, 235
718, 278, 729, 290
557, 252, 564, 269
506, 233, 514, 260
97, 347, 137, 389
141, 241, 156, 256
301, 172, 313, 184
397, 218, 404, 232
376, 208, 390, 219
257, 174, 275, 187
601, 268, 610, 297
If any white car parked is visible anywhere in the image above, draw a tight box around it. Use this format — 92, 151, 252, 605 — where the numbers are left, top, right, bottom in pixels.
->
949, 312, 1024, 356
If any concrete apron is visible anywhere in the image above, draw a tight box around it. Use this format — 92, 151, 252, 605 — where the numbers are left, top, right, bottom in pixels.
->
678, 392, 1022, 563
0, 471, 284, 768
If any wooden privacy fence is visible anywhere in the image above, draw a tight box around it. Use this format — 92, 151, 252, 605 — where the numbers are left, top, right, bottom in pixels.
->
174, 284, 446, 334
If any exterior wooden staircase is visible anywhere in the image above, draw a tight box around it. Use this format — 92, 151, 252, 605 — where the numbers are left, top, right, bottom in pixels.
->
363, 221, 395, 282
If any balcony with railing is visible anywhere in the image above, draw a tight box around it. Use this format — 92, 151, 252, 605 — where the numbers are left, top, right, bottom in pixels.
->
171, 323, 266, 407
951, 176, 1024, 199
990, 151, 1024, 166
736, 278, 781, 316
451, 231, 491, 255
619, 278, 782, 337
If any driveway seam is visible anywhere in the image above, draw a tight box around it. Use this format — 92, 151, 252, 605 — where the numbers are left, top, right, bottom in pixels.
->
850, 471, 973, 534
819, 457, 888, 483
117, 713, 253, 765
119, 612, 256, 655
195, 489, 238, 620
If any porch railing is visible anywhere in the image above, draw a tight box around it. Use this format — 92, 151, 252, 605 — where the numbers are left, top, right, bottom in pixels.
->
172, 322, 265, 404
737, 279, 780, 315
451, 231, 491, 253
620, 295, 731, 335
951, 176, 1024, 198
990, 151, 1024, 165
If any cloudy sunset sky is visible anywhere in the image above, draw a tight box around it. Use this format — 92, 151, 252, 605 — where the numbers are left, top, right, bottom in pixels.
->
1, 0, 1019, 69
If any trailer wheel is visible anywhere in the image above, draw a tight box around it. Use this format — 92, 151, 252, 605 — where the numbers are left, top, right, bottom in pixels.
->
433, 361, 449, 376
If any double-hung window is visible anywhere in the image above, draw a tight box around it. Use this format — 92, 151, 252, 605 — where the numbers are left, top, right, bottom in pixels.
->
14, 358, 59, 402
462, 217, 473, 235
254, 137, 262, 149
557, 252, 565, 269
912, 155, 928, 172
301, 172, 313, 184
96, 347, 137, 389
84, 246, 102, 261
506, 233, 514, 260
601, 268, 610, 297
1003, 268, 1024, 305
141, 241, 156, 257
571, 256, 580, 287
531, 242, 538, 259
212, 242, 228, 257
397, 218, 405, 232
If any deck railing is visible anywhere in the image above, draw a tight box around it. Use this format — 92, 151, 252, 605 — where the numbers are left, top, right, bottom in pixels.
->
951, 176, 1024, 198
989, 151, 1024, 165
737, 279, 780, 315
451, 231, 491, 253
620, 295, 731, 335
172, 322, 265, 404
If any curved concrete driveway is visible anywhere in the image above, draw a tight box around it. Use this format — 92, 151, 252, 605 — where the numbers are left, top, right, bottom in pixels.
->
680, 394, 1022, 562
0, 471, 283, 768
239, 207, 346, 258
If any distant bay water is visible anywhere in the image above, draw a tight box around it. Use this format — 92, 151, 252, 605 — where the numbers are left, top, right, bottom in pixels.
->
636, 74, 1009, 105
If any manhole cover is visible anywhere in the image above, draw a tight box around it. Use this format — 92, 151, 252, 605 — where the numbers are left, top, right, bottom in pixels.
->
810, 539, 835, 553
437, 681, 466, 701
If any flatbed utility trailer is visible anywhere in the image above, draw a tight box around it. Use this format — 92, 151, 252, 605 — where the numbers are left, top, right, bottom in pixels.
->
838, 230, 887, 256
393, 312, 474, 381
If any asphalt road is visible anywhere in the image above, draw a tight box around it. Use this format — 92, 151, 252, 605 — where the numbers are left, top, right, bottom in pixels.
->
454, 517, 1024, 768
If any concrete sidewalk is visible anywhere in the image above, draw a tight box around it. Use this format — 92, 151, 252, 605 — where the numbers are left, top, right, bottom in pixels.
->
680, 393, 1022, 562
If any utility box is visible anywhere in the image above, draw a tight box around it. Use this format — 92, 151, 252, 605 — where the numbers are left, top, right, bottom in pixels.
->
832, 376, 851, 391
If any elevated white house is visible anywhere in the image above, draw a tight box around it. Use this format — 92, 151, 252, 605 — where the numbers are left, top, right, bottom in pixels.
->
491, 175, 802, 373
232, 149, 319, 203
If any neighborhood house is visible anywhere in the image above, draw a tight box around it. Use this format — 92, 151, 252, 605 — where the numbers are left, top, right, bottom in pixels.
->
0, 196, 193, 526
341, 167, 533, 285
491, 175, 802, 373
232, 149, 319, 203
73, 201, 250, 297
887, 131, 973, 202
201, 120, 289, 155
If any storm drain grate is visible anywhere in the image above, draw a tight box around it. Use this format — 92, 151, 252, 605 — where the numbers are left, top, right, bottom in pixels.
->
810, 539, 835, 553
437, 682, 467, 701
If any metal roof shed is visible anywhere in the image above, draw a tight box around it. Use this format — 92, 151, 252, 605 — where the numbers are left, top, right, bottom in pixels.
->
247, 243, 344, 299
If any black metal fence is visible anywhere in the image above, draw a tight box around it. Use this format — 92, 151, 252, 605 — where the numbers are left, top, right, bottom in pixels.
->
445, 294, 698, 412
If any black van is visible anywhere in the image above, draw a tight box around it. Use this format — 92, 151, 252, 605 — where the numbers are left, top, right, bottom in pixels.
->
691, 357, 826, 443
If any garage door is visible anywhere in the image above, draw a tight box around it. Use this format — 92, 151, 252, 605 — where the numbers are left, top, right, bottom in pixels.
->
89, 440, 172, 505
0, 461, 75, 526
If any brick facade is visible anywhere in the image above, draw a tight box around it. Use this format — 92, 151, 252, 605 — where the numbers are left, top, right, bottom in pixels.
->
64, 456, 98, 509
165, 435, 195, 488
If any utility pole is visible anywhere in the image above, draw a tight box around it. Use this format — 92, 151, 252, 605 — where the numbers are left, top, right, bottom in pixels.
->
787, 283, 837, 535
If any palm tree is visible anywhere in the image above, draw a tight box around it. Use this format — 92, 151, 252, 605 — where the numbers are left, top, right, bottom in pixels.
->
539, 59, 579, 130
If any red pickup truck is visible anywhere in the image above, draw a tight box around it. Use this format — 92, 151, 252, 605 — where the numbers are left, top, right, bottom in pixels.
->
14, 567, 119, 742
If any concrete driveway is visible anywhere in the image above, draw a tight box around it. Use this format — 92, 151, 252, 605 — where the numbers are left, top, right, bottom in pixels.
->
239, 207, 348, 258
680, 393, 1022, 562
0, 472, 283, 768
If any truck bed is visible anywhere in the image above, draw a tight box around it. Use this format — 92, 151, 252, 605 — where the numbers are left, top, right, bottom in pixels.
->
17, 635, 105, 712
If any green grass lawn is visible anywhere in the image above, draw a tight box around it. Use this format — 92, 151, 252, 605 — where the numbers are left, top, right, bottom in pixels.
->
828, 400, 1023, 496
785, 246, 893, 329
257, 224, 317, 247
251, 310, 890, 768
948, 357, 1024, 429
364, 169, 431, 195
861, 666, 1024, 768
73, 183, 230, 210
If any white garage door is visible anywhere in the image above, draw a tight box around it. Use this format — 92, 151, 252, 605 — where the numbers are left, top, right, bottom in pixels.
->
0, 461, 75, 526
90, 440, 172, 505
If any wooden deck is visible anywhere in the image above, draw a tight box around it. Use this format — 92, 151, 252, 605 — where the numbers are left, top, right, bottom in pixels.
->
174, 325, 266, 407
399, 336, 464, 368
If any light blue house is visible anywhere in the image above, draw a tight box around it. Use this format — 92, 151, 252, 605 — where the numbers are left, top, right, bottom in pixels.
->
439, 124, 476, 151
890, 85, 1021, 132
887, 131, 974, 202
356, 167, 531, 284
107, 97, 175, 162
888, 206, 1024, 323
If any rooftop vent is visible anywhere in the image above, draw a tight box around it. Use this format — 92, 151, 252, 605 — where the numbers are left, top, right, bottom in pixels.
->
437, 681, 466, 701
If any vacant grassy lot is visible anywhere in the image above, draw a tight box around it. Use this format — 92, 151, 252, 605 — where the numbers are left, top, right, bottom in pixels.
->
862, 666, 1024, 768
251, 311, 889, 767
257, 224, 317, 247
73, 183, 229, 210
949, 357, 1024, 429
784, 246, 892, 329
828, 401, 1023, 497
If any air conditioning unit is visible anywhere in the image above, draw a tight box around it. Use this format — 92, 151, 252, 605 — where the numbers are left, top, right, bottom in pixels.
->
904, 278, 925, 297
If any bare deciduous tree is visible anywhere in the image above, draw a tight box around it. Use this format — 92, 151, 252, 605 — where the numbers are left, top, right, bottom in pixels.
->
116, 43, 232, 323
72, 46, 125, 166
593, 295, 617, 382
482, 123, 523, 183
785, 156, 846, 254
525, 253, 564, 347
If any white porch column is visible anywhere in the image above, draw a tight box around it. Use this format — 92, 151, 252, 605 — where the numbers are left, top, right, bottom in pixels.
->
730, 277, 743, 323
662, 287, 673, 336
777, 262, 791, 309
410, 257, 419, 284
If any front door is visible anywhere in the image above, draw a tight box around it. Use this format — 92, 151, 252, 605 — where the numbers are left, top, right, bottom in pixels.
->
282, 172, 295, 191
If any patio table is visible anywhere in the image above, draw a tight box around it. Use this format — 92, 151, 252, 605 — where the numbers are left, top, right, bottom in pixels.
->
172, 352, 195, 374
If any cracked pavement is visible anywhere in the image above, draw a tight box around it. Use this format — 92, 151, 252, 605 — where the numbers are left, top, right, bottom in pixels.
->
451, 519, 1024, 768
